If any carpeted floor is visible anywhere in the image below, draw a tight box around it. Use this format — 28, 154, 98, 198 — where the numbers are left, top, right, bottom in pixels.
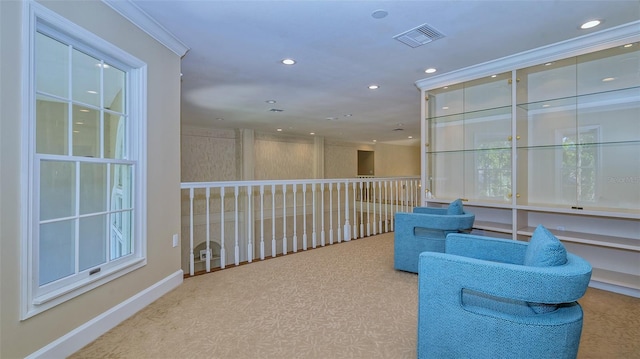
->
70, 233, 639, 359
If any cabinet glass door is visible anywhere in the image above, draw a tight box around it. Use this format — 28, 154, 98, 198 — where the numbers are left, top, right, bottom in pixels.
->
427, 72, 512, 203
516, 43, 640, 211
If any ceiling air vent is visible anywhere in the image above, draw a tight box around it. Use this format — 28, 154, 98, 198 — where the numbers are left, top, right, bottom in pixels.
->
393, 23, 444, 48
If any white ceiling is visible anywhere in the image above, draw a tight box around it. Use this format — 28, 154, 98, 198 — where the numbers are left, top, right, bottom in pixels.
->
130, 0, 640, 145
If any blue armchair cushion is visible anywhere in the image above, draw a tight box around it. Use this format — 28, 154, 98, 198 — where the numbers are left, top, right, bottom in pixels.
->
446, 198, 464, 215
524, 225, 568, 313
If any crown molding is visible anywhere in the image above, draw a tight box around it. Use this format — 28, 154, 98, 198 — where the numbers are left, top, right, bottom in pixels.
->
415, 20, 640, 90
102, 0, 189, 57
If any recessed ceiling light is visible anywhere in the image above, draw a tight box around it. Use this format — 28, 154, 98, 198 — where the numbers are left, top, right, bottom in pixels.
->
425, 68, 437, 74
544, 62, 554, 66
87, 90, 98, 94
580, 20, 601, 29
266, 100, 276, 104
408, 136, 413, 139
623, 44, 633, 48
326, 117, 337, 120
276, 128, 283, 132
371, 9, 388, 19
368, 84, 379, 90
310, 132, 315, 135
442, 106, 449, 110
602, 77, 615, 82
281, 58, 296, 65
79, 109, 90, 112
75, 121, 84, 125
95, 63, 110, 69
491, 74, 497, 78
373, 140, 377, 143
542, 104, 551, 108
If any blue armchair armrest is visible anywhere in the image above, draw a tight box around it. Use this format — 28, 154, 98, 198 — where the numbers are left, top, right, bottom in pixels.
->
412, 207, 447, 215
445, 233, 527, 265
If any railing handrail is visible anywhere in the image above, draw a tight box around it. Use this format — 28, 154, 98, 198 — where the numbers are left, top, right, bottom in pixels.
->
180, 176, 420, 189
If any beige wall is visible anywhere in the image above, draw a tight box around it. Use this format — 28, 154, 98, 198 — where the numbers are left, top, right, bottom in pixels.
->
181, 126, 420, 182
0, 1, 182, 357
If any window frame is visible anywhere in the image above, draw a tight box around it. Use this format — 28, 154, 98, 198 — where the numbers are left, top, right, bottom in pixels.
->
20, 1, 148, 319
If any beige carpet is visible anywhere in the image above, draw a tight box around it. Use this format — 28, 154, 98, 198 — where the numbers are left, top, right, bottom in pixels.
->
70, 233, 639, 359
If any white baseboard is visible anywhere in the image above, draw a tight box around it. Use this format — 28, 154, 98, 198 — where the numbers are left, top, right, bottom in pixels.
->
26, 270, 184, 359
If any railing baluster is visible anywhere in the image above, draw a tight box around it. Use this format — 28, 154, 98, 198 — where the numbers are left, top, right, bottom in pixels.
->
292, 183, 298, 253
360, 181, 365, 238
377, 181, 382, 234
220, 187, 226, 269
384, 181, 389, 233
371, 180, 376, 236
344, 180, 350, 241
271, 184, 276, 258
337, 182, 342, 243
247, 185, 253, 263
260, 185, 265, 260
320, 183, 325, 246
312, 183, 317, 248
302, 183, 307, 250
329, 183, 333, 245
206, 187, 211, 272
234, 185, 239, 266
368, 180, 373, 236
353, 182, 357, 239
282, 184, 287, 255
189, 187, 194, 276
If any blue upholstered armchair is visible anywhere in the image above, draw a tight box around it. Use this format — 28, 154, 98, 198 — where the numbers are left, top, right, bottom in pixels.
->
394, 199, 475, 273
417, 226, 592, 359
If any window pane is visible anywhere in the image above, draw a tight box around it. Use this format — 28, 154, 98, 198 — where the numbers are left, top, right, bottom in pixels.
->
80, 163, 107, 214
72, 105, 100, 157
79, 215, 107, 271
111, 164, 132, 209
111, 210, 133, 260
72, 49, 101, 106
104, 65, 125, 113
35, 32, 69, 97
40, 160, 76, 221
105, 114, 126, 159
39, 219, 75, 285
36, 95, 69, 155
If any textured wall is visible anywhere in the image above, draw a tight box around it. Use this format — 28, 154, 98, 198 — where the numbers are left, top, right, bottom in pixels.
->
324, 140, 375, 178
181, 126, 237, 181
181, 131, 420, 180
254, 133, 315, 180
374, 143, 421, 177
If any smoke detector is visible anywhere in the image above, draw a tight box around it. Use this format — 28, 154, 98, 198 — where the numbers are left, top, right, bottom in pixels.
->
394, 23, 444, 48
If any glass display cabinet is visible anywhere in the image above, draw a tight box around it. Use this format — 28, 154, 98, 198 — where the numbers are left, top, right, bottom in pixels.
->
418, 24, 640, 297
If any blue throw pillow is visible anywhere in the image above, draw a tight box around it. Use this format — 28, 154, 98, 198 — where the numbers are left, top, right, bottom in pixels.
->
524, 225, 567, 267
446, 199, 464, 215
524, 225, 567, 314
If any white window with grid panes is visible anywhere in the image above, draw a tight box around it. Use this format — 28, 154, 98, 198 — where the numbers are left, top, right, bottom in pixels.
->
21, 2, 147, 318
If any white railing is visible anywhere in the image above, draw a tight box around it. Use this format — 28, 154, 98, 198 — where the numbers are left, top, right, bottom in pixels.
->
180, 177, 420, 276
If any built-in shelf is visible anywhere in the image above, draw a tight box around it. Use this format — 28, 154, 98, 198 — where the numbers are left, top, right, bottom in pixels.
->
419, 28, 640, 297
517, 227, 639, 252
